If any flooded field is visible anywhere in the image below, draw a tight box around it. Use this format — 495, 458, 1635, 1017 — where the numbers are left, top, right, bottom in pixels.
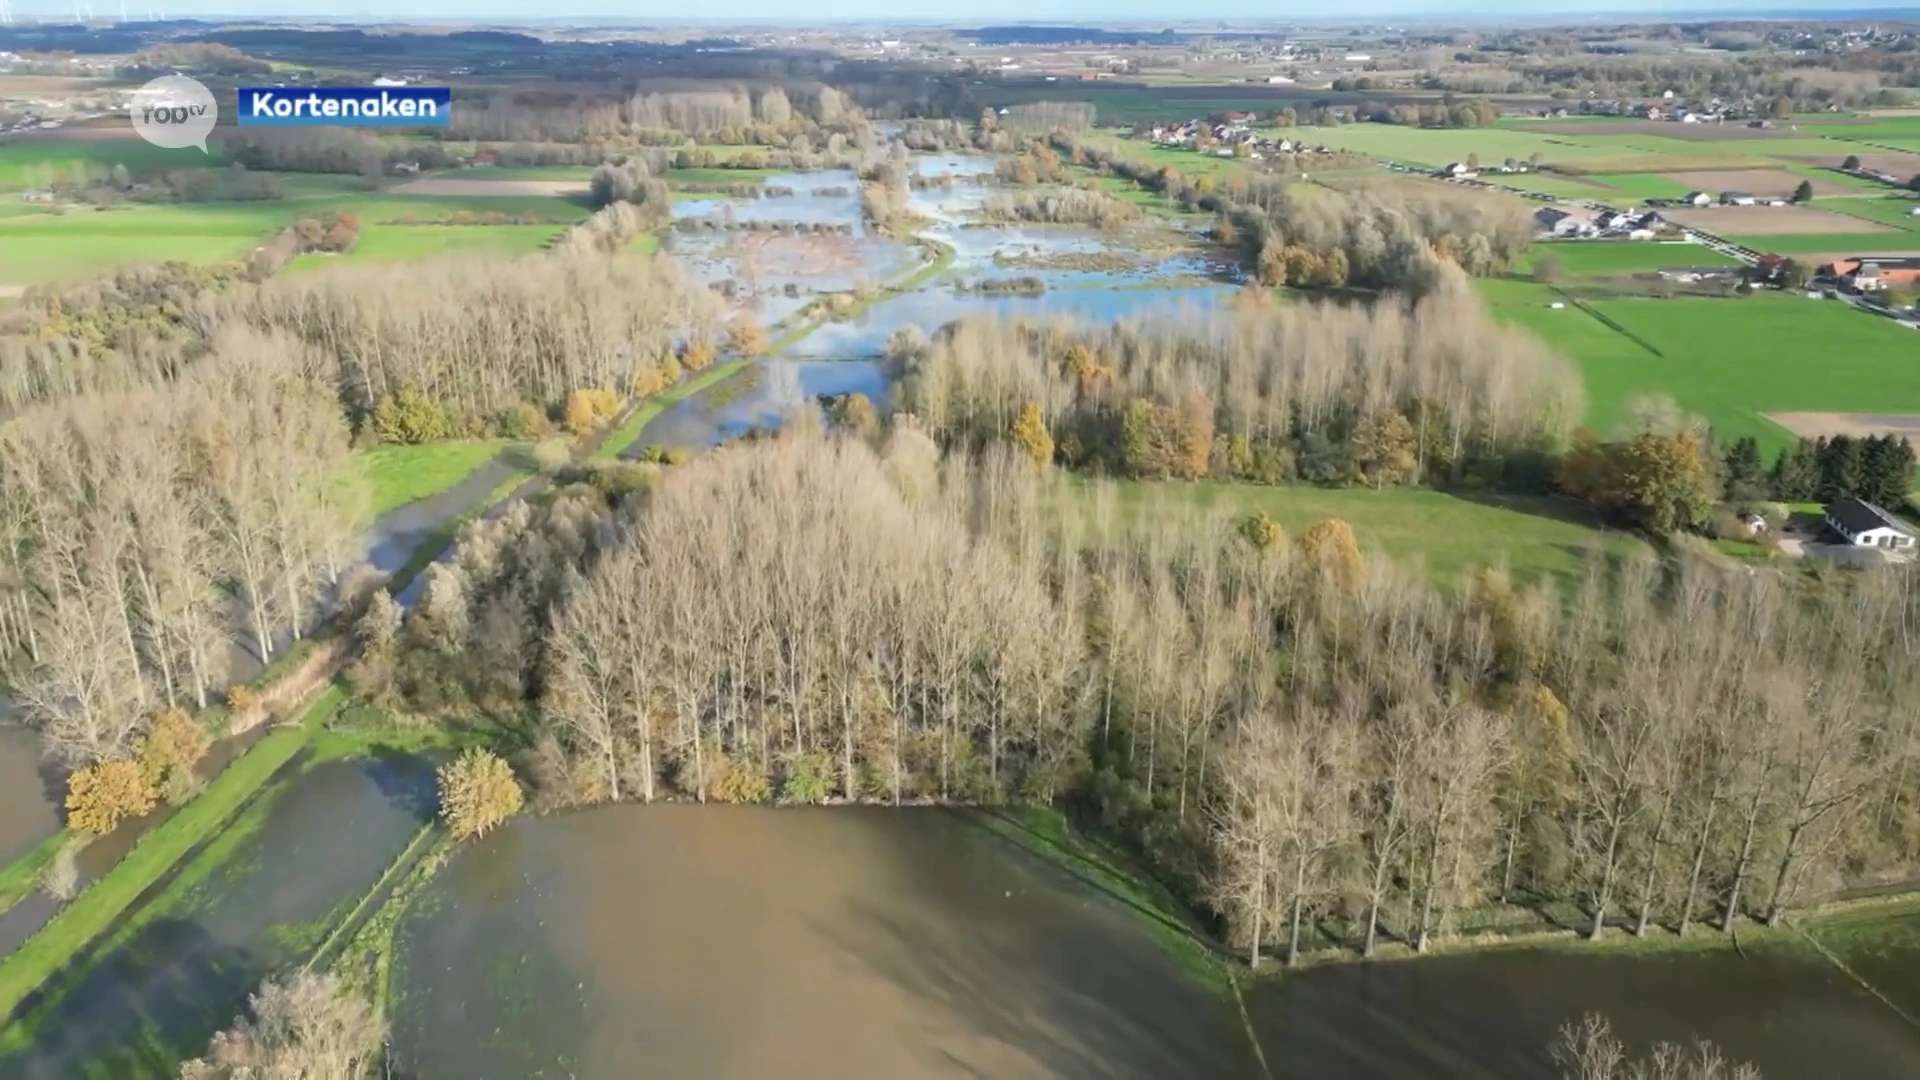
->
623, 360, 891, 452
387, 806, 1920, 1080
1247, 944, 1920, 1078
783, 284, 1231, 359
391, 806, 1259, 1080
1, 754, 435, 1078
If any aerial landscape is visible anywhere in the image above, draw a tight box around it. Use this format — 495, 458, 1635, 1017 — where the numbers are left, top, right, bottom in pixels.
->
4, 6, 1920, 1079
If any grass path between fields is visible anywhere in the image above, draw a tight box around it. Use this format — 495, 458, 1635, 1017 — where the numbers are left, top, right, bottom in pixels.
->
0, 688, 343, 1027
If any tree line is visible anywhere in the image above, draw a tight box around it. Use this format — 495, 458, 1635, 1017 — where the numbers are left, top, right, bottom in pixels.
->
891, 273, 1581, 492
1224, 173, 1533, 291
353, 428, 1920, 969
205, 253, 724, 440
0, 328, 363, 766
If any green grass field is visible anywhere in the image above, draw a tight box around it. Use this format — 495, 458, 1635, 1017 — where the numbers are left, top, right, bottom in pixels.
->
0, 139, 214, 190
356, 440, 521, 516
1728, 233, 1920, 256
1093, 479, 1647, 587
1811, 196, 1920, 232
1520, 241, 1739, 277
1077, 132, 1251, 178
1483, 279, 1920, 450
0, 192, 592, 286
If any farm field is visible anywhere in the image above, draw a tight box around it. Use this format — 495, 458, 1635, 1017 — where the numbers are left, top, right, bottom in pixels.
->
1727, 233, 1920, 257
0, 191, 593, 286
1813, 196, 1920, 231
1077, 132, 1251, 177
1090, 479, 1649, 588
1661, 205, 1888, 235
1519, 240, 1738, 277
1482, 278, 1920, 450
0, 137, 209, 189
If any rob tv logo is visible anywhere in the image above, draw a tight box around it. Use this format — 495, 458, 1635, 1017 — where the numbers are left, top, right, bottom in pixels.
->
130, 75, 218, 152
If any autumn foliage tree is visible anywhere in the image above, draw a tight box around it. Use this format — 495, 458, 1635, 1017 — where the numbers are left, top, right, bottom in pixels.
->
1010, 400, 1053, 469
438, 748, 525, 841
66, 759, 157, 835
137, 706, 210, 803
1558, 429, 1716, 535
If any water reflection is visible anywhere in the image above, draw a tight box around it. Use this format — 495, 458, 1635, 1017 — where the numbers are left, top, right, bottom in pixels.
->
623, 360, 891, 453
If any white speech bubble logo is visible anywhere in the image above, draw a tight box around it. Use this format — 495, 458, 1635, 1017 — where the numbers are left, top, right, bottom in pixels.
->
130, 75, 217, 153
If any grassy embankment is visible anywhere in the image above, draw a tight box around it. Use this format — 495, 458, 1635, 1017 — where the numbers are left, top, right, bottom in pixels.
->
0, 833, 69, 915
0, 688, 342, 1033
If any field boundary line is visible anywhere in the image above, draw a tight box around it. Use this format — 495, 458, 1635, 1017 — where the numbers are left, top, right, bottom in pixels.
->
1790, 917, 1920, 1031
1551, 286, 1668, 358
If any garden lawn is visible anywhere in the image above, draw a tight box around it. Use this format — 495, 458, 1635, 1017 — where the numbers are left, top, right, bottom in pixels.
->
356, 440, 519, 517
1484, 279, 1920, 452
1084, 479, 1647, 588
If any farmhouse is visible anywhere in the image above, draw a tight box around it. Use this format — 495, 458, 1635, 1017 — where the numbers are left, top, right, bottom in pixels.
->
1720, 191, 1757, 206
1534, 206, 1596, 237
1827, 256, 1920, 292
1825, 498, 1917, 551
1681, 191, 1712, 207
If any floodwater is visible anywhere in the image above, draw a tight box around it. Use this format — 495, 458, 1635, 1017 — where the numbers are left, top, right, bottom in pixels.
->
622, 360, 891, 452
1245, 945, 1920, 1078
391, 806, 1260, 1080
671, 169, 864, 231
2, 754, 436, 1079
0, 725, 59, 869
784, 285, 1232, 359
391, 807, 1920, 1080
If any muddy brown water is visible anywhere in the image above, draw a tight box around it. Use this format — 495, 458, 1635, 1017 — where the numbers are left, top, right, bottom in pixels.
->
393, 805, 1260, 1080
0, 725, 59, 870
392, 805, 1920, 1080
2, 755, 436, 1079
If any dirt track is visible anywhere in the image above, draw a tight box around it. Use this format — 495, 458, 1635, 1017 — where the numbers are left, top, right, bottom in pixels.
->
1661, 205, 1890, 235
1767, 412, 1920, 440
385, 177, 588, 198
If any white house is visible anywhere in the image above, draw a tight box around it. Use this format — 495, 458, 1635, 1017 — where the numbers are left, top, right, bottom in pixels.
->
1721, 191, 1757, 206
1682, 191, 1712, 207
1826, 498, 1917, 551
